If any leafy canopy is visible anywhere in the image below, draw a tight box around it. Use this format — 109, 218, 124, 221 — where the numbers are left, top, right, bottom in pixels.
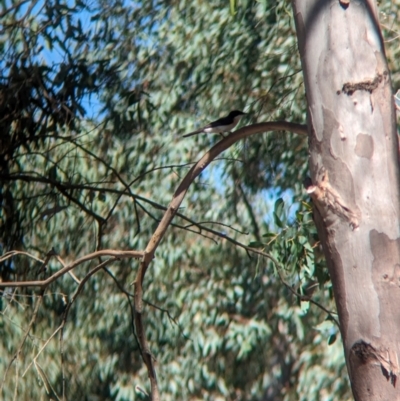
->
1, 0, 399, 400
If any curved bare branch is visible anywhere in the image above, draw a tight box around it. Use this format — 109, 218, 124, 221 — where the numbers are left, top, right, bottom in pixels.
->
133, 121, 307, 400
0, 249, 143, 288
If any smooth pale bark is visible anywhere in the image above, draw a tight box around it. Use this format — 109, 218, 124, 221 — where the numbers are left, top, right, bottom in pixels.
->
292, 0, 400, 399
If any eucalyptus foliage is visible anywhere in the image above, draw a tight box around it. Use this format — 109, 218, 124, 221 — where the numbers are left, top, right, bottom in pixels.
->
0, 0, 399, 400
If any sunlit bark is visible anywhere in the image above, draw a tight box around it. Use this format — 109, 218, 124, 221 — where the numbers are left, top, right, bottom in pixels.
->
292, 0, 400, 398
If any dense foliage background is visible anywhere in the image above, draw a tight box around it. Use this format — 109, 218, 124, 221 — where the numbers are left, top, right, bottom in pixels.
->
0, 0, 399, 400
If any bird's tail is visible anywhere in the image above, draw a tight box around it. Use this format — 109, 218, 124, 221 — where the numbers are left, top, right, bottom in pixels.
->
182, 129, 204, 138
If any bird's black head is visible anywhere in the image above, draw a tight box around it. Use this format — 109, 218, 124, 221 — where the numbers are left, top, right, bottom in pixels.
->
229, 110, 246, 118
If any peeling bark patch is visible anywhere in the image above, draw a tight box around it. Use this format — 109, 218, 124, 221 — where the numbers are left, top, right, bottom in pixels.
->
340, 73, 385, 95
381, 365, 397, 387
350, 340, 398, 386
305, 168, 359, 229
355, 134, 374, 159
351, 340, 377, 364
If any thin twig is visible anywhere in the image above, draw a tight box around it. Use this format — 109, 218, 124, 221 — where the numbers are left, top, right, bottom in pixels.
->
0, 249, 143, 288
143, 298, 190, 340
59, 259, 114, 400
55, 254, 81, 284
21, 325, 63, 378
102, 267, 140, 353
274, 268, 340, 327
0, 251, 44, 264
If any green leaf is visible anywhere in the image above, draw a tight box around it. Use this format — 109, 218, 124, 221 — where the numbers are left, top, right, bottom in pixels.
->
273, 212, 283, 228
261, 232, 276, 238
328, 334, 337, 345
248, 241, 264, 248
274, 197, 285, 216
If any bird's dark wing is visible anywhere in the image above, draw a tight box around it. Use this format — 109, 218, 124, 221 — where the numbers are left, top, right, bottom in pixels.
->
206, 116, 230, 128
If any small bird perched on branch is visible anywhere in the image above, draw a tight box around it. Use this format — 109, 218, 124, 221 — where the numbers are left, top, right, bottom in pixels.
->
183, 110, 247, 138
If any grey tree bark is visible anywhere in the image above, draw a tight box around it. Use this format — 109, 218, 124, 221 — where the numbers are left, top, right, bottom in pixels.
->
292, 0, 400, 399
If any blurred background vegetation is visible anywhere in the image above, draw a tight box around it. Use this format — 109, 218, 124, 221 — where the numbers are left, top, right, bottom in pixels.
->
0, 0, 399, 399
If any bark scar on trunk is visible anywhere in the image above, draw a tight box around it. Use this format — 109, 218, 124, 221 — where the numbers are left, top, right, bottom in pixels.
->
339, 72, 387, 96
305, 168, 359, 230
350, 340, 398, 387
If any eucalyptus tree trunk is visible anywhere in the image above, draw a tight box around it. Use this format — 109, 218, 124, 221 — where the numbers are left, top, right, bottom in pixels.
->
292, 0, 400, 399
